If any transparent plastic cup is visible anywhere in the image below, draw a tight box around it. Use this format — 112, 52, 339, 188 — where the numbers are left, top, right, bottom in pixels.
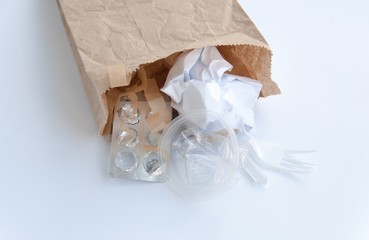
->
159, 110, 239, 199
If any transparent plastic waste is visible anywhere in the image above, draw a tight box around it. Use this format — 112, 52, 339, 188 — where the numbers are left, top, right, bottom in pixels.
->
109, 93, 171, 182
159, 110, 239, 199
237, 131, 316, 186
115, 150, 139, 172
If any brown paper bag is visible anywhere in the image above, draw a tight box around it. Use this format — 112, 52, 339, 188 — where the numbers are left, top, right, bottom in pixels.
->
57, 0, 280, 138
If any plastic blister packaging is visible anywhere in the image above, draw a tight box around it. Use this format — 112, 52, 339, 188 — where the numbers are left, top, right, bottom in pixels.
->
109, 93, 171, 182
159, 110, 239, 199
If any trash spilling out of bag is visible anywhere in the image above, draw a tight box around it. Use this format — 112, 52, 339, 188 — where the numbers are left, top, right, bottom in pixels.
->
107, 47, 316, 198
57, 0, 316, 199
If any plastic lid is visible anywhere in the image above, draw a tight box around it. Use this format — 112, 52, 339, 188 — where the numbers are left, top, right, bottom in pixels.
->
159, 110, 239, 199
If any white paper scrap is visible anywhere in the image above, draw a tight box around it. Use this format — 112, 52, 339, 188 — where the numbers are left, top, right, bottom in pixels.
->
161, 46, 262, 131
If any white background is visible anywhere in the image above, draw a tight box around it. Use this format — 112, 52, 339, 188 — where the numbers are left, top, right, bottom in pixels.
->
1, 0, 369, 239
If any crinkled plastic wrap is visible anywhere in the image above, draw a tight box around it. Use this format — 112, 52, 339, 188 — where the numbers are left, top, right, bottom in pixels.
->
57, 0, 280, 138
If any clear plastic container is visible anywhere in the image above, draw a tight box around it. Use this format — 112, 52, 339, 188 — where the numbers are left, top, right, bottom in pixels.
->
159, 110, 239, 199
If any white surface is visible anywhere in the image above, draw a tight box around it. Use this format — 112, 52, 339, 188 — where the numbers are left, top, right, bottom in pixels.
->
1, 0, 369, 239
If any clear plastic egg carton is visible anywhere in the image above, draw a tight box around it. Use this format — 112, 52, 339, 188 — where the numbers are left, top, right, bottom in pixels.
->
109, 93, 171, 182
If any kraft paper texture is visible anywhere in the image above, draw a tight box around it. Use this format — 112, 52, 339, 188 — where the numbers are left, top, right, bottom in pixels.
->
57, 0, 280, 137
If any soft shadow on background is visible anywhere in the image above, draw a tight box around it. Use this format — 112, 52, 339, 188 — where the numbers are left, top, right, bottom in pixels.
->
1, 1, 369, 240
36, 0, 97, 138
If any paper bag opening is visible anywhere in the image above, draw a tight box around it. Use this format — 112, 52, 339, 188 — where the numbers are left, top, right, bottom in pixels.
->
57, 0, 281, 139
102, 44, 280, 138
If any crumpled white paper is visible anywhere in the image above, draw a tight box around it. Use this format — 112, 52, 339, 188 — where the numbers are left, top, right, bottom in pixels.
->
161, 46, 262, 131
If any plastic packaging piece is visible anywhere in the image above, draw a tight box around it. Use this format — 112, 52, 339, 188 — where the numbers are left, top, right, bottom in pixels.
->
143, 152, 161, 175
117, 103, 140, 125
159, 110, 239, 199
115, 151, 139, 172
118, 128, 139, 148
145, 130, 161, 146
109, 92, 171, 182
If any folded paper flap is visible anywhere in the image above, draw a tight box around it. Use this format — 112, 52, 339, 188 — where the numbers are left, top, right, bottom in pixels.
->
146, 113, 168, 133
141, 145, 158, 152
109, 64, 129, 88
57, 0, 280, 138
144, 77, 171, 132
144, 78, 161, 101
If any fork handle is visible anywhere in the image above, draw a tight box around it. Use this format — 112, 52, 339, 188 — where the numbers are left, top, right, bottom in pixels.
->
240, 155, 268, 186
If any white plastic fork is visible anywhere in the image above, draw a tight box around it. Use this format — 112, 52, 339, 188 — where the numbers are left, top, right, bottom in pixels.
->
243, 131, 316, 173
239, 148, 268, 186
